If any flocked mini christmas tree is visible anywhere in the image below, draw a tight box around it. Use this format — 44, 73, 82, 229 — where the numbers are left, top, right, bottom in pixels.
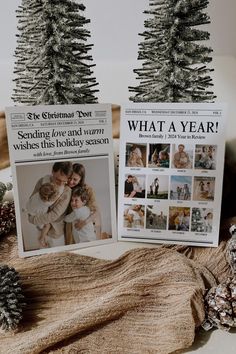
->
129, 0, 215, 102
12, 0, 99, 105
0, 182, 15, 237
12, 0, 38, 104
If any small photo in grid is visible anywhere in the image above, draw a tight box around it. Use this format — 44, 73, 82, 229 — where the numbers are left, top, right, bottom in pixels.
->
191, 208, 213, 233
148, 144, 170, 168
146, 205, 168, 230
126, 143, 147, 167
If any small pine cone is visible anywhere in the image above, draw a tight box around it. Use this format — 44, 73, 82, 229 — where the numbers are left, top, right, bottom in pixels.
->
0, 201, 16, 236
0, 265, 25, 331
203, 277, 236, 330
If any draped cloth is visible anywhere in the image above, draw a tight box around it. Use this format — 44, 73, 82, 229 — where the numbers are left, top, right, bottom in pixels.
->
1, 108, 234, 353
0, 232, 231, 354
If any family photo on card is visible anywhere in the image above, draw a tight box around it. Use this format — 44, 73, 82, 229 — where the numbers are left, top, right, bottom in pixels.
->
18, 158, 112, 253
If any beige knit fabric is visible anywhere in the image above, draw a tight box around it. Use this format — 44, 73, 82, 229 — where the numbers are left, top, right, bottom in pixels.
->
0, 233, 231, 354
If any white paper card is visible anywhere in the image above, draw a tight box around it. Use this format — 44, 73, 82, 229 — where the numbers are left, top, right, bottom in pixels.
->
118, 103, 227, 247
5, 104, 116, 257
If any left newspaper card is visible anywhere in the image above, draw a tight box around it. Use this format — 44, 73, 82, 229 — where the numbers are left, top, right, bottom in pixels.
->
5, 104, 116, 257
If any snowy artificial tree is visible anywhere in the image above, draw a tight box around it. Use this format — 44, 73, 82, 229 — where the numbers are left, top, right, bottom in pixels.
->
12, 0, 99, 105
129, 0, 215, 103
12, 0, 40, 104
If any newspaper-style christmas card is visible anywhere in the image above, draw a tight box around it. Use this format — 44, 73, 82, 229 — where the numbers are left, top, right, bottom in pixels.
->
118, 103, 226, 247
5, 104, 116, 257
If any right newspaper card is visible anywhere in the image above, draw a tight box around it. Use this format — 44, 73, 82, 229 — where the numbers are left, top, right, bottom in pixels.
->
118, 103, 227, 247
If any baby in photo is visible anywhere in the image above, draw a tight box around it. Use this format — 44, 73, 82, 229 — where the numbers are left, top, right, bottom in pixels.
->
26, 181, 60, 247
64, 186, 96, 243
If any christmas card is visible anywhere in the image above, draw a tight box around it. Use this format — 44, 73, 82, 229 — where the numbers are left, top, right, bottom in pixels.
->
5, 104, 116, 257
118, 103, 227, 247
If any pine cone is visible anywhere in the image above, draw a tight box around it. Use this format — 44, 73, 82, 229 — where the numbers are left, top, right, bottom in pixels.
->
0, 265, 25, 331
203, 277, 236, 330
0, 182, 7, 202
202, 226, 236, 331
228, 225, 236, 274
0, 201, 16, 236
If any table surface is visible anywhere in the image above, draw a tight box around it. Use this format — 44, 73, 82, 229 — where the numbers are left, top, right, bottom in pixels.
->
1, 167, 235, 353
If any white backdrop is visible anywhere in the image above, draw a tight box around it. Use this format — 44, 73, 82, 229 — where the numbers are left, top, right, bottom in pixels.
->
1, 1, 236, 139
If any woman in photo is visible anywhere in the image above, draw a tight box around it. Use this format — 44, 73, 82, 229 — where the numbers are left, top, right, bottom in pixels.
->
65, 163, 102, 244
204, 212, 213, 232
124, 205, 144, 228
127, 146, 144, 167
132, 176, 145, 198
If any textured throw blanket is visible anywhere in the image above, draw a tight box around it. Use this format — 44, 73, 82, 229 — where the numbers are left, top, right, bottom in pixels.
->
0, 232, 232, 354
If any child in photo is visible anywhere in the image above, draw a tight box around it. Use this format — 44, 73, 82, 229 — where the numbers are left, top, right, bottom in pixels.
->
26, 181, 60, 247
156, 150, 169, 168
148, 144, 170, 168
64, 187, 96, 243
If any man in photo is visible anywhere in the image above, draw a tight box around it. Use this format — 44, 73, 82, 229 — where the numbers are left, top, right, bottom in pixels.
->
153, 178, 159, 196
173, 144, 191, 169
124, 175, 145, 198
28, 161, 72, 248
26, 182, 60, 247
124, 175, 135, 197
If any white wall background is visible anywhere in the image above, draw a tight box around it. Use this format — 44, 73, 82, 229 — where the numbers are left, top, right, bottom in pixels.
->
1, 0, 236, 139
